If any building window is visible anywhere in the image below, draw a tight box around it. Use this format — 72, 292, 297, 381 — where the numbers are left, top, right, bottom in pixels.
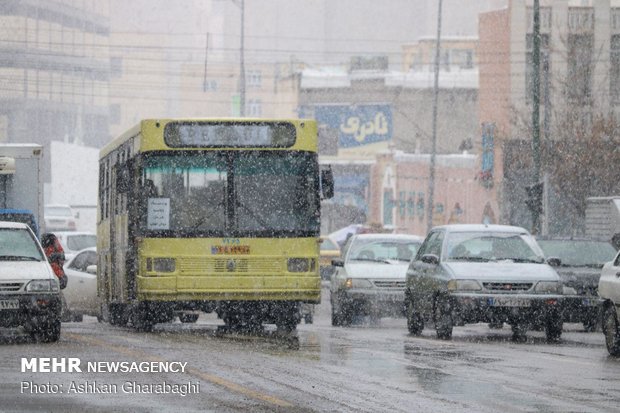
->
611, 35, 620, 104
247, 99, 262, 117
525, 34, 550, 104
247, 70, 262, 88
567, 34, 593, 103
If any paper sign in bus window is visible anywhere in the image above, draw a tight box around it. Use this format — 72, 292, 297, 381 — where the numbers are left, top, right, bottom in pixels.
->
147, 198, 170, 230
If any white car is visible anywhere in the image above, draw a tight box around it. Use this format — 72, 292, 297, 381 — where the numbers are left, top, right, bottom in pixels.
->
599, 250, 620, 356
44, 204, 77, 232
54, 231, 96, 260
330, 233, 423, 326
0, 221, 61, 341
405, 224, 563, 341
62, 247, 98, 322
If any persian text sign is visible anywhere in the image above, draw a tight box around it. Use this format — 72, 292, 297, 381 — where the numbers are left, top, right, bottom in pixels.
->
305, 104, 392, 149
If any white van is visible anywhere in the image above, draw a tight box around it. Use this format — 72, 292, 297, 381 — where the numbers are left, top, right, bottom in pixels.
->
0, 221, 61, 342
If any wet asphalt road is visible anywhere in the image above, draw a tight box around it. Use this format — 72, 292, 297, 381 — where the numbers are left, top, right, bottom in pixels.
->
2, 287, 620, 413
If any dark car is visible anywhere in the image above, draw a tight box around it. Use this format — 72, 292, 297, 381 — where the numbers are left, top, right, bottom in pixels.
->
537, 237, 618, 331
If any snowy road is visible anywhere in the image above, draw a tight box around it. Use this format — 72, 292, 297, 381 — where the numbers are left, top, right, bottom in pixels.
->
2, 290, 619, 412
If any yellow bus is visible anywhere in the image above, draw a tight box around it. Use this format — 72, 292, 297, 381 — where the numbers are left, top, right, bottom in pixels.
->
97, 119, 333, 331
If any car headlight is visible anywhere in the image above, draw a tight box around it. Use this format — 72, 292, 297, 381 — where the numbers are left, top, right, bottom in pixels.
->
535, 281, 561, 294
447, 279, 482, 291
25, 280, 56, 292
288, 258, 316, 273
344, 278, 373, 289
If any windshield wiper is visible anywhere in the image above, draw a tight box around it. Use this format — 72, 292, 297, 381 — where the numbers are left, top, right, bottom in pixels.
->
493, 257, 544, 263
350, 257, 392, 264
235, 200, 270, 230
0, 255, 40, 261
191, 201, 226, 229
449, 256, 490, 262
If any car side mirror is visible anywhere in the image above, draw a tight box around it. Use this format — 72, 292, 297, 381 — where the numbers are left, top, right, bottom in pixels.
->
547, 257, 561, 267
331, 258, 344, 267
421, 254, 439, 265
86, 265, 97, 275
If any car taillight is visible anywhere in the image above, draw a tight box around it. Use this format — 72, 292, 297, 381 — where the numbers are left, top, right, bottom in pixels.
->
69, 221, 76, 230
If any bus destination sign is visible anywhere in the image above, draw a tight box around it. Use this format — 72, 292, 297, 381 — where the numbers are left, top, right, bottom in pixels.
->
164, 122, 296, 148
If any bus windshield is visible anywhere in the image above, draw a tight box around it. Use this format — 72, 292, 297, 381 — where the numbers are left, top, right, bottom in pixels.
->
140, 151, 319, 237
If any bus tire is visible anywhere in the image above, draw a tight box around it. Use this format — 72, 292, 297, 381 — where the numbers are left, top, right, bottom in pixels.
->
131, 303, 155, 332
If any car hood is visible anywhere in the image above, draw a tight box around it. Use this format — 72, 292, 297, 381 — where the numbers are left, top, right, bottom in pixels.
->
554, 266, 601, 289
344, 262, 410, 279
444, 262, 559, 282
0, 261, 54, 281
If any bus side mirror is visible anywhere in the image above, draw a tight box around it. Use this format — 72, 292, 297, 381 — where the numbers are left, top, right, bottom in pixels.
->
321, 168, 334, 199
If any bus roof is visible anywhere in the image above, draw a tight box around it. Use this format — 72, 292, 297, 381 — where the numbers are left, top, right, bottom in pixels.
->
100, 118, 317, 159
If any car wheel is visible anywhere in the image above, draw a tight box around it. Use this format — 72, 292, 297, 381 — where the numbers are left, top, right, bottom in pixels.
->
304, 313, 314, 324
545, 313, 563, 342
583, 316, 598, 332
433, 295, 453, 340
511, 322, 528, 342
406, 297, 424, 335
602, 305, 620, 356
31, 318, 61, 343
330, 295, 342, 326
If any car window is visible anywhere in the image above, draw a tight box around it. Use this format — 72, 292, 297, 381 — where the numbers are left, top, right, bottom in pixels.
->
69, 250, 97, 271
66, 234, 97, 251
614, 251, 620, 267
320, 238, 338, 250
537, 240, 617, 267
348, 239, 421, 262
416, 231, 444, 259
0, 228, 45, 261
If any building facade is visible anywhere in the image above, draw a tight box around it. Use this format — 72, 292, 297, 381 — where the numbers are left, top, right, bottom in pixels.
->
479, 0, 620, 233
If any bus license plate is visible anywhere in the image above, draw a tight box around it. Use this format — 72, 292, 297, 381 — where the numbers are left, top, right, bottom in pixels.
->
488, 297, 530, 307
0, 300, 19, 310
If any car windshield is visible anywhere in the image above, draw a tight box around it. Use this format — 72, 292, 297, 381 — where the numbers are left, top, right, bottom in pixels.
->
0, 228, 44, 261
65, 234, 97, 251
348, 238, 421, 263
537, 240, 617, 267
446, 231, 544, 263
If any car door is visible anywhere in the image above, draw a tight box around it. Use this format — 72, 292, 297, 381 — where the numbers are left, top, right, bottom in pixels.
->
65, 250, 98, 314
600, 251, 620, 312
407, 230, 445, 314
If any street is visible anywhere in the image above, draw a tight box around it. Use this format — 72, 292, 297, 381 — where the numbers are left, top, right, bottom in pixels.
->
2, 287, 620, 413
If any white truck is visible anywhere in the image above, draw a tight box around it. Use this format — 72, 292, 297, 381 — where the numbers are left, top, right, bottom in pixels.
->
585, 197, 620, 244
0, 144, 44, 237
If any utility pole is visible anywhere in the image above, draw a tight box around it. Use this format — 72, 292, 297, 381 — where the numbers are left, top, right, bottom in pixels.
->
530, 0, 542, 234
239, 0, 246, 116
427, 0, 443, 233
203, 32, 210, 92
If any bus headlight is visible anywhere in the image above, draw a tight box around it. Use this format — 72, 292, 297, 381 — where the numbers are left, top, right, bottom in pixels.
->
447, 279, 482, 291
535, 281, 561, 294
288, 258, 315, 273
148, 258, 176, 273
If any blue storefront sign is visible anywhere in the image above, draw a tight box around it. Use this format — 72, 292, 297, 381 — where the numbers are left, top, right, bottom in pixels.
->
300, 104, 392, 148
